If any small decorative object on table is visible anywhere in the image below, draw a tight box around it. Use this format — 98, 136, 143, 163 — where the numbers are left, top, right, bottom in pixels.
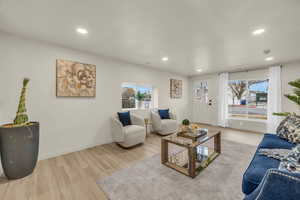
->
178, 124, 207, 141
197, 128, 208, 136
190, 123, 201, 130
178, 130, 207, 141
182, 119, 190, 126
181, 119, 190, 132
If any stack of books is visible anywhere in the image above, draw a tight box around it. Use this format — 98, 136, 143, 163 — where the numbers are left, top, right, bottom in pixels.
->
196, 128, 208, 137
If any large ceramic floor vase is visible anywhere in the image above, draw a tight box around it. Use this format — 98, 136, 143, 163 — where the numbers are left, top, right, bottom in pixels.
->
0, 122, 39, 179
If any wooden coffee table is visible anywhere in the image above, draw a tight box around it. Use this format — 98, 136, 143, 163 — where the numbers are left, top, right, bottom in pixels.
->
161, 129, 221, 178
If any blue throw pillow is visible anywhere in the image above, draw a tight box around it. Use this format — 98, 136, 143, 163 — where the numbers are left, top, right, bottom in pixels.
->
118, 111, 132, 126
276, 114, 300, 144
158, 109, 170, 119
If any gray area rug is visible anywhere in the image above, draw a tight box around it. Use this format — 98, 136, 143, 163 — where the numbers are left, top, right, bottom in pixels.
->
97, 140, 256, 200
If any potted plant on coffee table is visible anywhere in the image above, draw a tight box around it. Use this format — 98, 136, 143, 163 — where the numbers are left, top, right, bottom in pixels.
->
182, 119, 190, 132
0, 78, 39, 179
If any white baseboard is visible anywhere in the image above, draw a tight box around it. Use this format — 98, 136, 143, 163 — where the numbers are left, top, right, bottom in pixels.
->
39, 140, 113, 161
0, 139, 113, 176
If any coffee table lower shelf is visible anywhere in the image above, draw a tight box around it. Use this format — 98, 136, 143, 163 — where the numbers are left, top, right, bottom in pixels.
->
163, 150, 220, 178
161, 131, 221, 178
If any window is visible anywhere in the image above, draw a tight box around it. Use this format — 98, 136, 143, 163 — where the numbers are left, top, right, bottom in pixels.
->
228, 79, 268, 120
121, 83, 152, 109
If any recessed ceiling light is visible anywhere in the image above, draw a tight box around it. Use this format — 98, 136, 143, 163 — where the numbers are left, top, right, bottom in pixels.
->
252, 28, 265, 35
76, 28, 88, 35
196, 69, 202, 72
265, 57, 274, 61
162, 57, 169, 61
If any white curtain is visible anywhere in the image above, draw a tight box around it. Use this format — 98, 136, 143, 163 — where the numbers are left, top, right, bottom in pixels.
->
218, 72, 229, 127
267, 66, 282, 133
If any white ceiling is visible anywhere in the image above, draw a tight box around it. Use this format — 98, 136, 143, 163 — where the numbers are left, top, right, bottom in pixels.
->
0, 0, 300, 76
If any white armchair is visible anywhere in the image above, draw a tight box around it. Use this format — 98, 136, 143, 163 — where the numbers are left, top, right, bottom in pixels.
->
111, 114, 146, 148
151, 110, 178, 135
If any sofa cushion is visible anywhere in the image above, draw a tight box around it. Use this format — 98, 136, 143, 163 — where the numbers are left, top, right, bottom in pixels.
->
158, 109, 170, 119
242, 134, 296, 195
258, 134, 296, 149
277, 114, 300, 144
118, 111, 132, 126
243, 150, 281, 195
279, 144, 300, 173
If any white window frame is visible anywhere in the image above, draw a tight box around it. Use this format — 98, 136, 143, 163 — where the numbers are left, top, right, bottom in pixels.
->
121, 82, 154, 110
227, 78, 269, 122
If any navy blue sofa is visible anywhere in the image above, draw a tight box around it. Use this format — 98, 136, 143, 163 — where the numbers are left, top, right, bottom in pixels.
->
242, 134, 300, 200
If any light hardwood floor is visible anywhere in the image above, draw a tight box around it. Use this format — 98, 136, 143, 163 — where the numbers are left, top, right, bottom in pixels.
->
0, 125, 263, 200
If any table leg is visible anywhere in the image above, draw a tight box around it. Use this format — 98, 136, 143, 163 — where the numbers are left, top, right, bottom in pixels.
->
188, 146, 196, 178
214, 132, 221, 154
161, 139, 168, 164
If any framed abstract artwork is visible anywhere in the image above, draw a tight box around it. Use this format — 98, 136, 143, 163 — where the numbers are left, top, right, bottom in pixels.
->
56, 59, 96, 97
170, 79, 182, 99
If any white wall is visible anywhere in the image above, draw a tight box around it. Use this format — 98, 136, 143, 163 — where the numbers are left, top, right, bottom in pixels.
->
190, 63, 300, 133
0, 32, 190, 162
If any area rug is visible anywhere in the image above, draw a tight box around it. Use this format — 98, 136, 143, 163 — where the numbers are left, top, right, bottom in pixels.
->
97, 140, 257, 200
